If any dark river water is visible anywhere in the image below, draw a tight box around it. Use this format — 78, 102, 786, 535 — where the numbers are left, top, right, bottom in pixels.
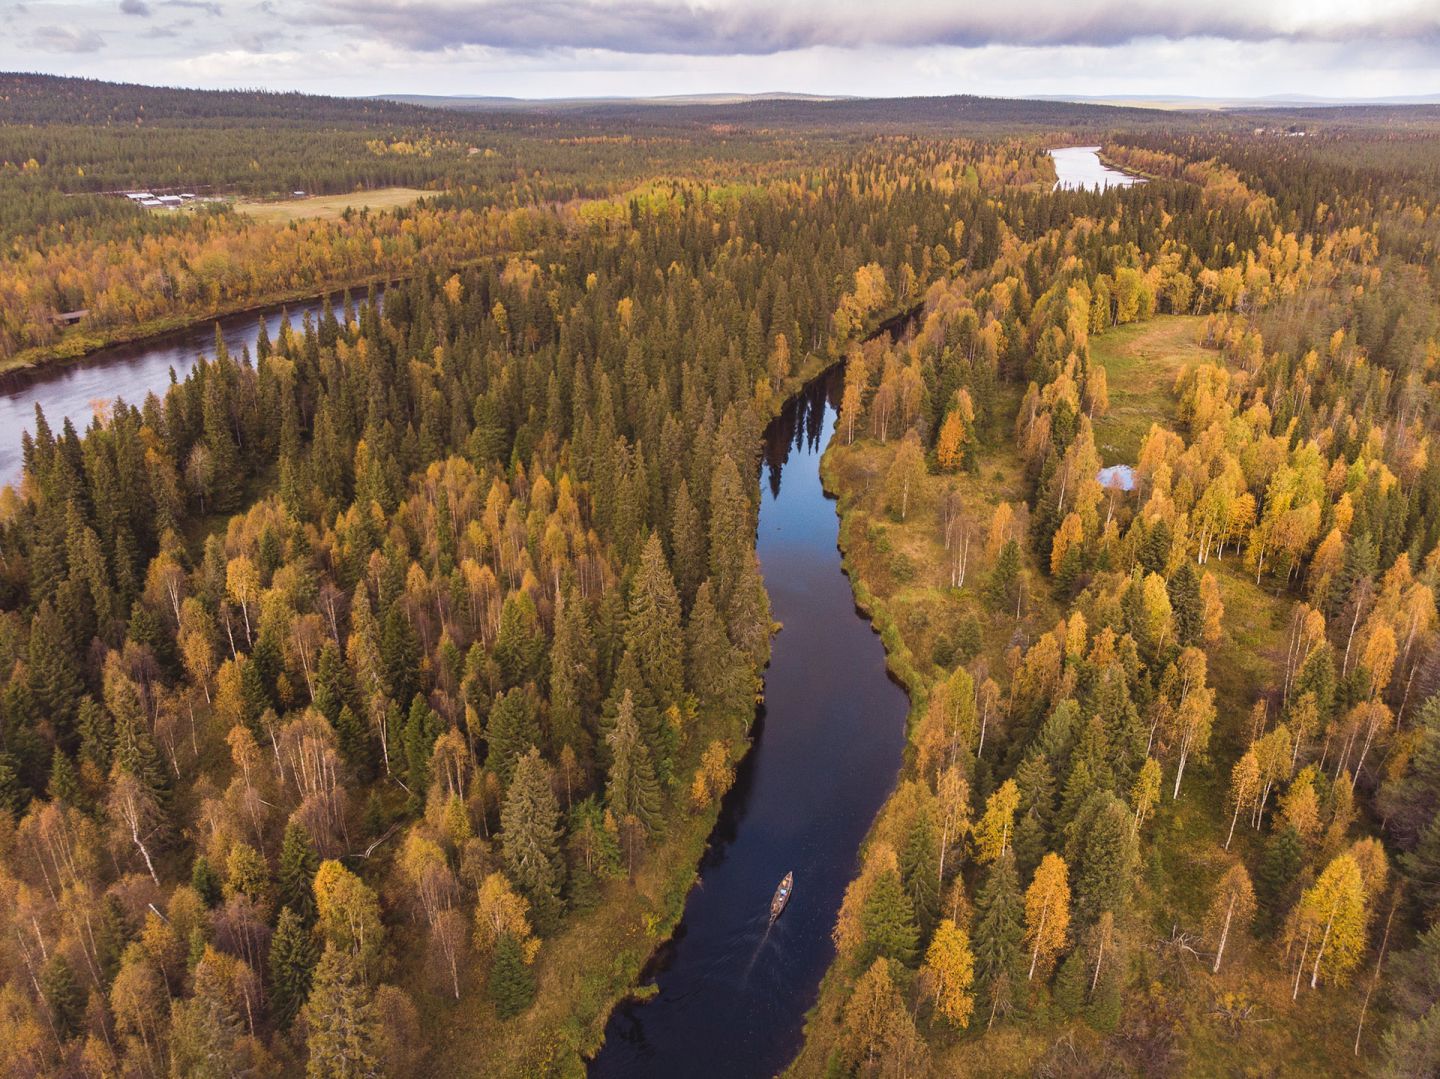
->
590, 367, 911, 1078
0, 295, 354, 490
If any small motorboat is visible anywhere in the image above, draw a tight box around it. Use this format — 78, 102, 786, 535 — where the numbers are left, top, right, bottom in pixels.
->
770, 871, 794, 922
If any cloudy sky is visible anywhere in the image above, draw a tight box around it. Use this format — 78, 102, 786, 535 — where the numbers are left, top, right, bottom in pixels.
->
1, 0, 1437, 101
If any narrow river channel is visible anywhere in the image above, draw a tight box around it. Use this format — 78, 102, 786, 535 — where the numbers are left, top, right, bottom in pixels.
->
590, 366, 911, 1078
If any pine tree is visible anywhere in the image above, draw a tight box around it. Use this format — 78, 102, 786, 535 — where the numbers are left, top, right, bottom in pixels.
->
270, 906, 318, 1029
501, 748, 566, 934
973, 854, 1026, 1027
490, 932, 536, 1019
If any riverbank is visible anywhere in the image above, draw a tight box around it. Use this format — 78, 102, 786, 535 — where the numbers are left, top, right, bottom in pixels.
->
420, 328, 895, 1078
786, 317, 1372, 1077
787, 401, 1064, 1076
0, 273, 404, 378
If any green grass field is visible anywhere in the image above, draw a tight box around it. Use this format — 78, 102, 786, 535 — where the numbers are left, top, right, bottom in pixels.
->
1090, 315, 1209, 465
233, 186, 430, 223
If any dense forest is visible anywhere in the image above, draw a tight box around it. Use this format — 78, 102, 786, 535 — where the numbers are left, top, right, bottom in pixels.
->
2, 73, 1440, 1077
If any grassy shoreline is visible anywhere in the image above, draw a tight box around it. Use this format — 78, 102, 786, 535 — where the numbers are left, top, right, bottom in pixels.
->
413, 340, 868, 1077
786, 315, 1374, 1076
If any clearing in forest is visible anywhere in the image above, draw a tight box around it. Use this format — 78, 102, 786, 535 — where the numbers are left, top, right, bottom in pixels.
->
233, 186, 431, 223
1089, 314, 1208, 466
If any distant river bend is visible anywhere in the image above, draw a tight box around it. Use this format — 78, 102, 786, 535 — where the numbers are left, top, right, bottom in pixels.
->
1051, 145, 1146, 191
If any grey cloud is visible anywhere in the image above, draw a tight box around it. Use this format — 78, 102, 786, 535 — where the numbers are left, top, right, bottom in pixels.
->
164, 0, 223, 14
32, 25, 106, 52
311, 0, 1440, 55
121, 0, 152, 15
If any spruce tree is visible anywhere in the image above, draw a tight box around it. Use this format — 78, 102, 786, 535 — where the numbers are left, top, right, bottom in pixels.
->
28, 600, 83, 736
548, 589, 597, 762
278, 820, 320, 924
625, 532, 686, 718
900, 809, 940, 936
605, 691, 662, 833
1167, 562, 1203, 646
985, 539, 1022, 612
380, 606, 421, 707
270, 906, 318, 1030
972, 854, 1026, 1027
707, 454, 751, 609
860, 868, 921, 968
1067, 792, 1137, 924
77, 695, 113, 774
493, 592, 546, 690
669, 478, 704, 607
501, 748, 566, 933
485, 687, 541, 785
191, 854, 221, 908
686, 579, 752, 721
40, 954, 85, 1039
304, 945, 380, 1079
490, 932, 535, 1019
402, 695, 444, 796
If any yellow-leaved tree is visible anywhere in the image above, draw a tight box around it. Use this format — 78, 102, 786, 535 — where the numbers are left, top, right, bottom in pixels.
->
1291, 853, 1367, 995
920, 919, 975, 1028
1206, 861, 1256, 974
973, 780, 1020, 864
1025, 852, 1071, 979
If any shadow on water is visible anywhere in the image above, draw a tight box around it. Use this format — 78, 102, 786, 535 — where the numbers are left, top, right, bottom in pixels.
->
590, 365, 911, 1079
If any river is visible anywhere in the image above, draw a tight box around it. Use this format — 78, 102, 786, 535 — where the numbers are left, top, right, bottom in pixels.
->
589, 367, 911, 1078
1051, 145, 1145, 191
0, 294, 358, 490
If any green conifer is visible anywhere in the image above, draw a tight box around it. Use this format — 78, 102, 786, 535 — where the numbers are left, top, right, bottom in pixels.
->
270, 906, 318, 1030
